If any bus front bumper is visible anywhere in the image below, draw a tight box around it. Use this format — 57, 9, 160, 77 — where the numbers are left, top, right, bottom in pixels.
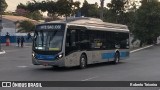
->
32, 57, 65, 67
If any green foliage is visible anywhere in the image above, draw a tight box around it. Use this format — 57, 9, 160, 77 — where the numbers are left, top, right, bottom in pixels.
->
16, 3, 43, 20
56, 0, 72, 17
15, 0, 160, 45
105, 0, 160, 45
17, 0, 80, 18
87, 3, 99, 18
17, 3, 27, 10
133, 0, 160, 44
3, 11, 14, 15
106, 0, 129, 23
81, 1, 100, 18
105, 0, 138, 27
81, 0, 89, 16
18, 20, 35, 32
0, 0, 8, 13
26, 11, 43, 20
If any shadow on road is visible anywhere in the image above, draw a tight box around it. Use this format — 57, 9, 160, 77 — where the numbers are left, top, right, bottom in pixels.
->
33, 61, 126, 72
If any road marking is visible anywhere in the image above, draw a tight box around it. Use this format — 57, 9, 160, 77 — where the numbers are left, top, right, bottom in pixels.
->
17, 66, 28, 68
0, 50, 6, 54
81, 76, 99, 81
0, 50, 6, 55
81, 45, 153, 81
130, 45, 153, 53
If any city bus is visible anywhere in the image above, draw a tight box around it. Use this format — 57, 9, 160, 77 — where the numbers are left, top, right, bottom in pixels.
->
32, 17, 130, 69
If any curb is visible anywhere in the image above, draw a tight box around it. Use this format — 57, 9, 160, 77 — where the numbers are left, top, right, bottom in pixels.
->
0, 45, 154, 55
0, 50, 6, 55
130, 45, 153, 53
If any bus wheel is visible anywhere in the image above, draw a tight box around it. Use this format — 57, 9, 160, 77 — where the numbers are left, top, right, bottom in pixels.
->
79, 55, 87, 69
113, 53, 120, 64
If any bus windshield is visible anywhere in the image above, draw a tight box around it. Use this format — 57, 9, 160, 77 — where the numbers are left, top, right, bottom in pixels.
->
34, 30, 64, 51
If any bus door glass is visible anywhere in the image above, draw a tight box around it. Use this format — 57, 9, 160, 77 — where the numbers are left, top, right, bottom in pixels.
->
65, 29, 79, 55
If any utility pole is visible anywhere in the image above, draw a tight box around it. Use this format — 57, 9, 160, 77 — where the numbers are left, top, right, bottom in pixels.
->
0, 0, 2, 51
100, 0, 104, 20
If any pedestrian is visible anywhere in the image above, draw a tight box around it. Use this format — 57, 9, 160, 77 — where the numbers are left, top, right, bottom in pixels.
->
6, 32, 10, 39
17, 37, 20, 47
27, 32, 31, 41
21, 36, 25, 47
5, 32, 10, 46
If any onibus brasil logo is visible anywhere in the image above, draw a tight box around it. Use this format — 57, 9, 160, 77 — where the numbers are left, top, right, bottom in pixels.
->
1, 82, 42, 88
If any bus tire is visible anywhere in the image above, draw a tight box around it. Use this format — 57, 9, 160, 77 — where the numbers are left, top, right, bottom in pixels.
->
113, 53, 120, 64
79, 54, 87, 69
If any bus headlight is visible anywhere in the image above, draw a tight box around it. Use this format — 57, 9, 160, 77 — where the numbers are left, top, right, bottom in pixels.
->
58, 54, 63, 58
32, 52, 35, 57
57, 53, 63, 59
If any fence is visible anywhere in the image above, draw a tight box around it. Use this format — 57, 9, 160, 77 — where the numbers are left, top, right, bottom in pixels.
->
0, 33, 33, 43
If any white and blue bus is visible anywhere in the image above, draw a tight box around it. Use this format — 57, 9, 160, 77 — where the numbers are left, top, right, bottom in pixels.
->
32, 17, 130, 68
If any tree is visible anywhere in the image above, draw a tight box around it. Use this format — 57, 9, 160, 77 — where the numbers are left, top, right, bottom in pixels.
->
88, 3, 99, 18
16, 3, 43, 20
133, 0, 160, 45
17, 0, 80, 19
16, 8, 29, 16
81, 0, 89, 17
107, 0, 129, 24
71, 1, 81, 16
56, 0, 72, 17
18, 20, 35, 32
27, 11, 43, 20
105, 0, 139, 35
81, 1, 100, 18
17, 3, 27, 10
0, 0, 8, 13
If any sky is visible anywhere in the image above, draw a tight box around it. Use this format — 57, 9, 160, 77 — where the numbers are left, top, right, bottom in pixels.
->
6, 0, 111, 11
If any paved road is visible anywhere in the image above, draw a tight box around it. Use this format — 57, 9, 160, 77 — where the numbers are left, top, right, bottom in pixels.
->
0, 45, 160, 90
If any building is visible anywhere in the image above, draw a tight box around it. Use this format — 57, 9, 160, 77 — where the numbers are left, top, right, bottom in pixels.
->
1, 15, 38, 43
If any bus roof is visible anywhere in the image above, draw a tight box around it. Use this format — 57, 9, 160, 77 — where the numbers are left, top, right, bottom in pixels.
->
45, 17, 129, 32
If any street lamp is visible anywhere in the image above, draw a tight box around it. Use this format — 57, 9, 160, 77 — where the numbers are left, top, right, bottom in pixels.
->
100, 0, 104, 20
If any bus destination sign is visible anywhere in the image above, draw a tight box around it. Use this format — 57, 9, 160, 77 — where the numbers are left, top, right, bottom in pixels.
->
37, 24, 65, 30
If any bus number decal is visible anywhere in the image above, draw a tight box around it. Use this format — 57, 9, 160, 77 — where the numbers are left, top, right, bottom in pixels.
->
40, 25, 62, 30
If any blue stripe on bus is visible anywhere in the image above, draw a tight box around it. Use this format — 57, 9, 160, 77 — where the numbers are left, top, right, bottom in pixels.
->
101, 52, 129, 59
120, 52, 129, 57
102, 53, 115, 59
35, 54, 56, 60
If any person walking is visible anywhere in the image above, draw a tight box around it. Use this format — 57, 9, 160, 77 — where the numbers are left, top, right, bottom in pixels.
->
6, 32, 10, 39
27, 33, 31, 40
5, 32, 10, 46
20, 36, 25, 47
17, 37, 20, 47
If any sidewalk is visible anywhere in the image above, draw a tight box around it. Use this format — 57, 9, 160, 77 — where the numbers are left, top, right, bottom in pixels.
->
130, 45, 153, 53
1, 43, 32, 47
0, 43, 32, 52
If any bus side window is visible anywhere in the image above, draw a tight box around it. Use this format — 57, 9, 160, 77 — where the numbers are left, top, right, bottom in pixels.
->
115, 33, 120, 49
66, 31, 70, 47
65, 29, 78, 55
80, 30, 89, 50
71, 30, 76, 46
120, 33, 129, 49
